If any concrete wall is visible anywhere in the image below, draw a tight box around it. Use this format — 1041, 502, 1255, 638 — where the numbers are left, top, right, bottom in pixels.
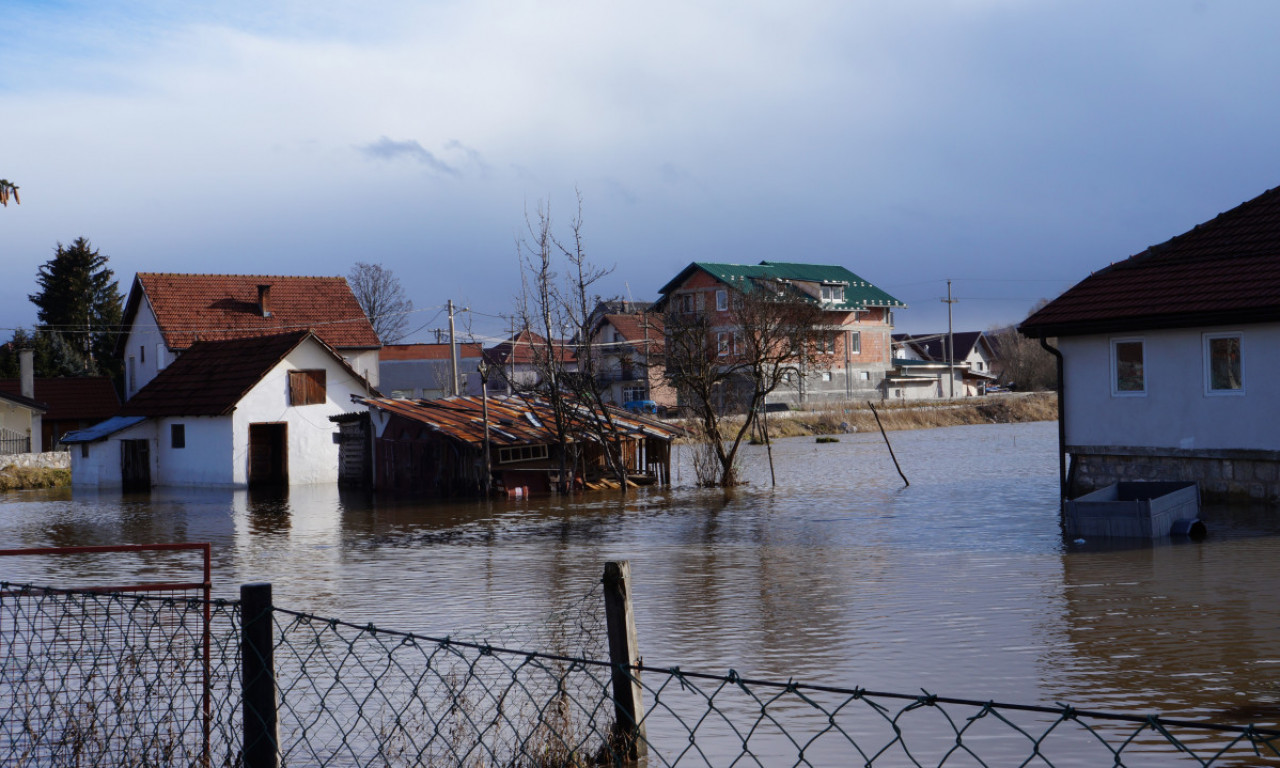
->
0, 451, 70, 471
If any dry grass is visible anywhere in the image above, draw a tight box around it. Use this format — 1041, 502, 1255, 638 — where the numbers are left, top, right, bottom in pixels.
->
678, 392, 1057, 441
0, 466, 72, 491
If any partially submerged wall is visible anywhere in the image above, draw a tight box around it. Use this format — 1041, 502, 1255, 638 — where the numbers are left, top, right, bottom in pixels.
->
0, 451, 70, 471
1071, 449, 1280, 504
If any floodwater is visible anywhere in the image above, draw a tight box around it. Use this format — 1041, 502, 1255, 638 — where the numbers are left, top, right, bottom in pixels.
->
3, 420, 1280, 732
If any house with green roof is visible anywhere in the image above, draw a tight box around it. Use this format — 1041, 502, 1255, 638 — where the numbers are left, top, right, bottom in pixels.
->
656, 261, 905, 406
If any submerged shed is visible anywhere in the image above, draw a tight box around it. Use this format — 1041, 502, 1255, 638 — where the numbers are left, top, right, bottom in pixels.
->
355, 395, 681, 496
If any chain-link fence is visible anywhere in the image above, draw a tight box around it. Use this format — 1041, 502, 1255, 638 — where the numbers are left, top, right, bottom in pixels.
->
3, 571, 1279, 768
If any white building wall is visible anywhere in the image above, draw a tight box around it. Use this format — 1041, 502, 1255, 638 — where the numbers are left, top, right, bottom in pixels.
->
154, 416, 235, 486
1061, 322, 1280, 453
341, 349, 381, 389
121, 297, 173, 400
70, 421, 157, 488
230, 340, 371, 486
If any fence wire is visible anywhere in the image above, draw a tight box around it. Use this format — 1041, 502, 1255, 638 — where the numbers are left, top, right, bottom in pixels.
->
3, 579, 1279, 768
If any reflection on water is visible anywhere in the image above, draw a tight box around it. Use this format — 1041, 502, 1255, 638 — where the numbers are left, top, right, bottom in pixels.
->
3, 421, 1280, 729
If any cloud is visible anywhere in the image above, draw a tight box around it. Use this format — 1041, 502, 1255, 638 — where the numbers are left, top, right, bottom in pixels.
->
358, 137, 458, 176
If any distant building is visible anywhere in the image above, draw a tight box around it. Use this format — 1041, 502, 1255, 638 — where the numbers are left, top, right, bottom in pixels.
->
890, 331, 998, 398
380, 342, 485, 399
656, 261, 905, 407
0, 377, 119, 451
585, 311, 675, 410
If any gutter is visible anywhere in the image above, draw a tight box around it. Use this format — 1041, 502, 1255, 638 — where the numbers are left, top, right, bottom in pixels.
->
1038, 334, 1067, 512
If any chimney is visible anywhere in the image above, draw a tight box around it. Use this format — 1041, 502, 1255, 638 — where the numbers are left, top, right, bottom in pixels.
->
257, 284, 272, 317
19, 347, 34, 399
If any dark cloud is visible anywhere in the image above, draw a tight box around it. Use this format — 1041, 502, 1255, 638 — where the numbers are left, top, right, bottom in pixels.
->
359, 137, 458, 176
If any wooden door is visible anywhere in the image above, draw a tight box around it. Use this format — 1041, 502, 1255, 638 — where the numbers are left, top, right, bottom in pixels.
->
120, 439, 151, 491
249, 423, 288, 486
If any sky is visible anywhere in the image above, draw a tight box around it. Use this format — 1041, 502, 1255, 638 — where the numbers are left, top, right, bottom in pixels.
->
4, 0, 1280, 344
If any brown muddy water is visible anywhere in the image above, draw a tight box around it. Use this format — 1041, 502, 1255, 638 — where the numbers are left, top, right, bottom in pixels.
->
2, 420, 1279, 731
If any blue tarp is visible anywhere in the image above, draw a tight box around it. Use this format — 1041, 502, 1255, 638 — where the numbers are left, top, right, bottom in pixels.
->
61, 416, 148, 443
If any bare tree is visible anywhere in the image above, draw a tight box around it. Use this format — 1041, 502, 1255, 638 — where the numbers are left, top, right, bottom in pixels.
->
348, 262, 413, 343
502, 194, 631, 494
995, 300, 1057, 390
0, 179, 18, 206
664, 278, 827, 487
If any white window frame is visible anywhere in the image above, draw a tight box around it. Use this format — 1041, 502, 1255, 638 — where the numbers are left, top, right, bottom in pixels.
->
848, 331, 861, 355
1110, 337, 1146, 397
715, 289, 728, 312
1203, 332, 1245, 396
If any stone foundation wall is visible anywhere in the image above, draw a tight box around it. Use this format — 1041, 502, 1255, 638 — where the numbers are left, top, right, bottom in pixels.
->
1072, 451, 1280, 504
0, 451, 71, 471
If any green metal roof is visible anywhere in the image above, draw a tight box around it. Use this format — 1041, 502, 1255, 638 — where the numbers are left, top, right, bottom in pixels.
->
658, 261, 905, 310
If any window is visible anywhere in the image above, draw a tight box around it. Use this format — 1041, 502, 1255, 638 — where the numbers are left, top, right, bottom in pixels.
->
1205, 333, 1244, 394
171, 423, 185, 449
716, 289, 728, 312
498, 444, 549, 464
821, 284, 845, 303
717, 332, 731, 357
848, 331, 861, 355
140, 345, 145, 364
127, 357, 136, 392
623, 386, 646, 402
821, 371, 832, 382
678, 294, 695, 314
1111, 339, 1145, 396
289, 369, 327, 405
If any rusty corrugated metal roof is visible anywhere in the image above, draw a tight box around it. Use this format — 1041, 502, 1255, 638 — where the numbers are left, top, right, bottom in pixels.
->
359, 395, 682, 447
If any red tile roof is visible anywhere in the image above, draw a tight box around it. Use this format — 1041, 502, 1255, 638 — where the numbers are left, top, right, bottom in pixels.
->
1021, 186, 1280, 337
381, 343, 484, 361
595, 313, 665, 353
0, 378, 119, 420
119, 331, 342, 417
124, 273, 381, 352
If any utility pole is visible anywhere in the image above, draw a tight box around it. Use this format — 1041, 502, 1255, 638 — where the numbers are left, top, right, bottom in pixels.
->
942, 280, 957, 399
448, 299, 460, 397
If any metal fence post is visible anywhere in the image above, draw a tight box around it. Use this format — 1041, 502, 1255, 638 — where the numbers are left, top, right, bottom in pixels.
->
603, 561, 647, 762
241, 583, 279, 768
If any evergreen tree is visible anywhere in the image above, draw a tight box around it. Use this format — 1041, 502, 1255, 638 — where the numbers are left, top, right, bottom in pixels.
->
28, 238, 124, 377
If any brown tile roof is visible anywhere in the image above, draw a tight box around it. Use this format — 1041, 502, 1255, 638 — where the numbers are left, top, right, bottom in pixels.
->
381, 343, 484, 361
120, 331, 320, 417
596, 313, 665, 353
0, 378, 118, 421
1021, 186, 1280, 337
124, 273, 381, 353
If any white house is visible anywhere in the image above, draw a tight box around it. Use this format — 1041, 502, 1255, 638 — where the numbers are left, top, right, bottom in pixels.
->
1020, 184, 1280, 503
890, 331, 999, 399
585, 311, 676, 410
116, 273, 382, 401
64, 331, 375, 489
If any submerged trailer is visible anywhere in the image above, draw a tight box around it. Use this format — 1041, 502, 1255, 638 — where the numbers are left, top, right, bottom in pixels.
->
1064, 481, 1204, 539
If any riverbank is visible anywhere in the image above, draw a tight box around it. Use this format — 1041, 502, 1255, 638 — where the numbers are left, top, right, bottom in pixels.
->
0, 466, 71, 491
744, 391, 1057, 439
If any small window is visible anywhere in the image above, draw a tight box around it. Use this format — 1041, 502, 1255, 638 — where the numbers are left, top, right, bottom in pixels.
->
821, 371, 832, 382
171, 423, 185, 449
821, 284, 844, 303
127, 357, 136, 392
848, 331, 861, 355
717, 332, 731, 357
289, 369, 327, 405
498, 444, 550, 464
1111, 339, 1145, 396
80, 443, 89, 459
1205, 333, 1244, 394
678, 294, 695, 314
140, 345, 145, 364
716, 289, 728, 312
